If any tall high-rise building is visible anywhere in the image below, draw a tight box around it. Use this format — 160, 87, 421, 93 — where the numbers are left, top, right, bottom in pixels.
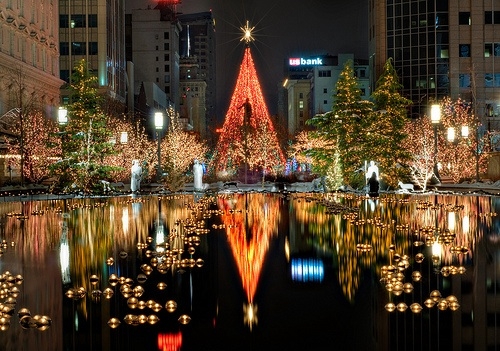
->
178, 11, 216, 143
131, 4, 181, 113
369, 0, 500, 131
0, 0, 62, 117
59, 0, 127, 106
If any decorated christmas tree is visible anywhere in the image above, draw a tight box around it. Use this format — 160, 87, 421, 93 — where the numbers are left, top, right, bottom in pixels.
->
213, 23, 285, 180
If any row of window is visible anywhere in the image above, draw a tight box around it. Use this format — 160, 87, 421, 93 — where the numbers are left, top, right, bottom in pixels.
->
60, 14, 97, 28
459, 11, 500, 25
60, 42, 98, 55
458, 73, 500, 88
459, 43, 500, 57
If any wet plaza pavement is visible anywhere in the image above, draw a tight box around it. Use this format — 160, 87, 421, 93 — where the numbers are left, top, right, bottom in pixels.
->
0, 187, 499, 350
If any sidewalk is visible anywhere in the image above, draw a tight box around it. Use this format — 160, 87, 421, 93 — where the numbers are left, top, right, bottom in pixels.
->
0, 179, 499, 203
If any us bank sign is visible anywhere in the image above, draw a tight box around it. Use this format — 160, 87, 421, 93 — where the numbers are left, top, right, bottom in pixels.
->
289, 57, 324, 66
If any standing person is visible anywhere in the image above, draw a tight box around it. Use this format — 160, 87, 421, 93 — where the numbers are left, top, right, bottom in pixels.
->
366, 160, 380, 197
131, 160, 142, 192
193, 159, 203, 192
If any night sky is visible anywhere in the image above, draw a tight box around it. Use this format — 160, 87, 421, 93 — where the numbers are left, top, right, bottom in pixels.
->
127, 0, 369, 120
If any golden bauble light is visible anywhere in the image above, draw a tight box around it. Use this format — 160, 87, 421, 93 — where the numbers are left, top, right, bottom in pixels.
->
178, 314, 191, 325
430, 290, 442, 302
411, 271, 422, 282
410, 303, 423, 313
107, 317, 121, 328
385, 302, 396, 312
396, 302, 408, 312
165, 300, 177, 313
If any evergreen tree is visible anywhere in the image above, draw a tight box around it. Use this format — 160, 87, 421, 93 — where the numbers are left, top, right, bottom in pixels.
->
307, 59, 373, 187
368, 58, 412, 188
50, 59, 116, 193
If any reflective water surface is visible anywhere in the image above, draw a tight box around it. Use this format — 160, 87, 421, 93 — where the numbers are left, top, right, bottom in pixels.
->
0, 191, 499, 351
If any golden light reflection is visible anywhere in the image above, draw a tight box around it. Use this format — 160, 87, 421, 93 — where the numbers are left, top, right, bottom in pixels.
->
217, 192, 281, 328
288, 192, 492, 303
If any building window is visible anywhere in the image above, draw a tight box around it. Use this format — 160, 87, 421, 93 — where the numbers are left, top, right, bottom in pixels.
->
323, 100, 328, 105
156, 46, 159, 51
361, 88, 366, 95
485, 43, 493, 57
156, 57, 159, 61
318, 70, 331, 77
485, 73, 495, 87
438, 46, 449, 58
299, 93, 303, 99
60, 42, 69, 55
164, 54, 169, 61
60, 70, 70, 82
165, 65, 170, 72
299, 110, 304, 117
358, 69, 366, 78
459, 12, 471, 25
164, 43, 169, 50
459, 74, 470, 88
323, 88, 328, 94
459, 44, 470, 57
299, 101, 304, 109
156, 67, 159, 72
485, 11, 500, 24
164, 32, 169, 40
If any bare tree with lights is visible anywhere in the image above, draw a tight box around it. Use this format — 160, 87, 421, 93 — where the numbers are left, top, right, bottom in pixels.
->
401, 117, 435, 191
437, 97, 491, 182
5, 109, 61, 184
289, 130, 342, 190
161, 108, 209, 192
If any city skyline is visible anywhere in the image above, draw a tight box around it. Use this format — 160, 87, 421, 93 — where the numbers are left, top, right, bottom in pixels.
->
127, 0, 369, 118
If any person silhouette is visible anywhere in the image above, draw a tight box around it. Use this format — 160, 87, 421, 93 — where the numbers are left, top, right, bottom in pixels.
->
366, 161, 379, 197
131, 160, 142, 192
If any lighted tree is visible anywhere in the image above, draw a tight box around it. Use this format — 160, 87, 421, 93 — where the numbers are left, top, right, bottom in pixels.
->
437, 97, 491, 182
161, 108, 209, 192
50, 59, 117, 193
5, 109, 61, 183
401, 117, 435, 191
307, 59, 373, 187
289, 130, 342, 190
213, 46, 285, 179
104, 115, 157, 183
0, 66, 41, 185
368, 58, 413, 187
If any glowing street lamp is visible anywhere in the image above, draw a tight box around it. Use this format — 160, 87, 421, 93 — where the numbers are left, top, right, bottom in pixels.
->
58, 107, 68, 125
430, 104, 441, 182
155, 111, 164, 182
120, 131, 128, 144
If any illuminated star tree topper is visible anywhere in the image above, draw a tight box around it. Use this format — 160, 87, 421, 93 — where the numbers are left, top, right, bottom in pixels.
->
240, 20, 255, 44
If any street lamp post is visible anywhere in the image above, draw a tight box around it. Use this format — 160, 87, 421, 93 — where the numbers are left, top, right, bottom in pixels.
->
58, 107, 68, 155
430, 104, 441, 183
154, 112, 164, 182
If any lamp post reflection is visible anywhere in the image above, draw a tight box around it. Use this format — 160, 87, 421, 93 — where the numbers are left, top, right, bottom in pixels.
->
431, 104, 441, 182
154, 112, 164, 182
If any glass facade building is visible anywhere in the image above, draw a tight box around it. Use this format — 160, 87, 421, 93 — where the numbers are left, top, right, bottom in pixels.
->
59, 0, 127, 104
369, 0, 500, 130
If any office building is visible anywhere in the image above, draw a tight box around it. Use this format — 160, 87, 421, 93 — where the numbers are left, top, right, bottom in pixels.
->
131, 4, 181, 118
0, 0, 62, 117
369, 0, 500, 132
178, 11, 216, 143
59, 0, 127, 106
